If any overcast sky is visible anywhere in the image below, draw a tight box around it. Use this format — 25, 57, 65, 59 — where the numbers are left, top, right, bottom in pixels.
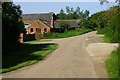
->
13, 2, 117, 15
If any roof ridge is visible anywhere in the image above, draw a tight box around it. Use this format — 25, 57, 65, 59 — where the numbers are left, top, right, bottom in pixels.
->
22, 13, 52, 15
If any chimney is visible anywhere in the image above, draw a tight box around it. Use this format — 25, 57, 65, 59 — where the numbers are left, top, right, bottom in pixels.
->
51, 13, 54, 28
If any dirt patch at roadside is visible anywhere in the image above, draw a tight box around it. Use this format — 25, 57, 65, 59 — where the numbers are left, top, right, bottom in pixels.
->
86, 43, 118, 78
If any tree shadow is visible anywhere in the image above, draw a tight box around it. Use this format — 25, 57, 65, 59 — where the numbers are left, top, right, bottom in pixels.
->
2, 43, 55, 68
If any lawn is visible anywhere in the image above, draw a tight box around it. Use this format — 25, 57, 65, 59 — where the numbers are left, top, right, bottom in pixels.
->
106, 46, 120, 79
38, 28, 92, 39
1, 43, 58, 73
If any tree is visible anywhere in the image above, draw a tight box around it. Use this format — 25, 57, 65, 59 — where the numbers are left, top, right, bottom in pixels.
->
57, 9, 66, 19
59, 22, 70, 31
57, 6, 90, 20
78, 10, 90, 28
84, 10, 90, 19
99, 0, 120, 5
75, 6, 80, 14
66, 6, 70, 14
60, 9, 65, 14
99, 0, 108, 5
78, 19, 90, 29
2, 2, 25, 55
87, 20, 97, 30
70, 7, 74, 14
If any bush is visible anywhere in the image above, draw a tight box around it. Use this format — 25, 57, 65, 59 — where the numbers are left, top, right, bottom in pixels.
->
59, 22, 70, 31
106, 13, 120, 43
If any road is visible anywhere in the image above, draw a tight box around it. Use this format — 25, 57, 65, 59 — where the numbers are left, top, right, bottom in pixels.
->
2, 31, 118, 78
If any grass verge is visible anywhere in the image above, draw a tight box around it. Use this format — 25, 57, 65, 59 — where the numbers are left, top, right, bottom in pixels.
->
102, 35, 112, 43
96, 29, 111, 43
24, 39, 52, 43
97, 28, 119, 79
106, 46, 120, 79
1, 43, 58, 73
38, 28, 92, 39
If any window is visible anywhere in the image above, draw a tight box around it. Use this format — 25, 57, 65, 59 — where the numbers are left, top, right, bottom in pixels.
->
25, 24, 30, 29
36, 28, 41, 33
44, 28, 47, 32
30, 28, 33, 32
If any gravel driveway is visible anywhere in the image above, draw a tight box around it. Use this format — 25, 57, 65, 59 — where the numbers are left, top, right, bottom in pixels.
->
2, 31, 118, 78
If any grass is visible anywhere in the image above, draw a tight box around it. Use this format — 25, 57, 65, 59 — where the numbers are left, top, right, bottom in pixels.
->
96, 28, 106, 34
1, 43, 58, 73
102, 35, 112, 43
38, 28, 92, 39
24, 39, 52, 43
97, 28, 112, 43
106, 46, 120, 79
97, 28, 120, 79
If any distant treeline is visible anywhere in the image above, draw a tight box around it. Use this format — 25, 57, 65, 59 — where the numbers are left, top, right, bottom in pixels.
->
56, 6, 89, 20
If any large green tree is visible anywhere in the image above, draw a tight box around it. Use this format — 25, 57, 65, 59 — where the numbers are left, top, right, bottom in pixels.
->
2, 2, 25, 55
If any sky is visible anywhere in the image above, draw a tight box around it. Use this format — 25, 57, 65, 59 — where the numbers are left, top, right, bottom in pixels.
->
13, 2, 117, 15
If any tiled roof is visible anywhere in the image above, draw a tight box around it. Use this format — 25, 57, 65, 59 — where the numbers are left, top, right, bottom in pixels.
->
54, 20, 80, 28
22, 13, 52, 21
22, 13, 52, 27
22, 13, 80, 29
40, 19, 51, 27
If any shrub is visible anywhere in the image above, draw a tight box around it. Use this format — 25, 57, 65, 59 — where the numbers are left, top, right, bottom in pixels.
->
59, 22, 70, 31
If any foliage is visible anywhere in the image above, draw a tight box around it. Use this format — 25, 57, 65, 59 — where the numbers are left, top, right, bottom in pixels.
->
106, 14, 120, 42
88, 11, 107, 29
78, 19, 91, 29
78, 11, 91, 30
106, 46, 120, 79
1, 43, 57, 73
99, 0, 120, 5
89, 6, 120, 43
105, 6, 120, 43
82, 10, 90, 19
57, 9, 66, 19
59, 22, 70, 31
57, 6, 90, 20
2, 2, 25, 55
57, 6, 90, 30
